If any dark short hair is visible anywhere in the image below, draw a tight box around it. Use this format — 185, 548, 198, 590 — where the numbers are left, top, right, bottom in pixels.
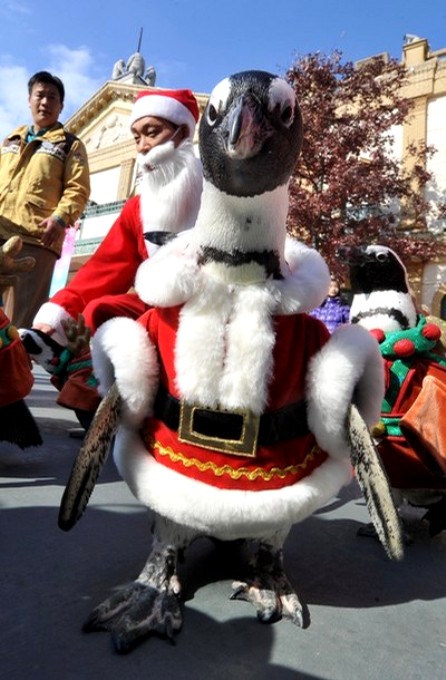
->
28, 71, 65, 104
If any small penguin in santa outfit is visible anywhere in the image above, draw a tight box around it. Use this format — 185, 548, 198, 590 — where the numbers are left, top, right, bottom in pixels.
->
348, 244, 446, 537
59, 71, 401, 653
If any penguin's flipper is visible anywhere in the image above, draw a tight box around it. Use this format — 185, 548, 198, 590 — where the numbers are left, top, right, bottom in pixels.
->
348, 404, 404, 561
58, 382, 121, 531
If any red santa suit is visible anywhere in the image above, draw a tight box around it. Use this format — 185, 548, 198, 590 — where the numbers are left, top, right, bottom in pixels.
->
33, 144, 202, 337
35, 138, 202, 412
92, 235, 383, 539
28, 196, 152, 413
41, 195, 150, 333
33, 88, 203, 342
23, 87, 202, 416
138, 304, 330, 492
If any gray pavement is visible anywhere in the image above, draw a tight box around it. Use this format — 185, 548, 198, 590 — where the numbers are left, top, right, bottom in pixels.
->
1, 366, 445, 680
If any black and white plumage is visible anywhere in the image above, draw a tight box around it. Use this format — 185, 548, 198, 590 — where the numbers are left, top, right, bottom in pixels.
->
347, 244, 446, 537
60, 72, 401, 654
199, 70, 302, 198
348, 244, 417, 331
188, 70, 305, 288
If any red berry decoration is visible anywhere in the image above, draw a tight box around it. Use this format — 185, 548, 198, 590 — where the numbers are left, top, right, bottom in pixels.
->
370, 328, 385, 343
422, 323, 441, 342
393, 338, 415, 357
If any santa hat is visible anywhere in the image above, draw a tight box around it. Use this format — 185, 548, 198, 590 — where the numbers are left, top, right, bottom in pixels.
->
129, 88, 199, 137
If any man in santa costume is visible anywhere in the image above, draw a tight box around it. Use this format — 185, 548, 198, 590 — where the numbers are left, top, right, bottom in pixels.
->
20, 88, 203, 426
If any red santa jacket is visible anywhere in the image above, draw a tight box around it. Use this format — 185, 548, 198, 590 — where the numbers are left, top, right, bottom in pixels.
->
50, 196, 149, 320
137, 305, 330, 492
92, 239, 381, 531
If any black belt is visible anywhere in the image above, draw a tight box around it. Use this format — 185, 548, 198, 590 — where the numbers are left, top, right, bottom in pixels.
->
153, 384, 309, 447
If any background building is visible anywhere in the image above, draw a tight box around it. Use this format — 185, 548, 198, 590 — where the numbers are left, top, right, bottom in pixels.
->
398, 36, 446, 316
62, 37, 446, 317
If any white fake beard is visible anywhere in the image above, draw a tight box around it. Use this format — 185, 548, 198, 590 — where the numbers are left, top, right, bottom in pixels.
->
138, 139, 203, 238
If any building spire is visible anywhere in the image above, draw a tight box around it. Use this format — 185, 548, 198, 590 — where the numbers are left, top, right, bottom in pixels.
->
111, 27, 156, 86
137, 27, 143, 53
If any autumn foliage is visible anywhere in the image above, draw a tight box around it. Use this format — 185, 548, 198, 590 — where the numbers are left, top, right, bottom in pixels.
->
285, 51, 446, 278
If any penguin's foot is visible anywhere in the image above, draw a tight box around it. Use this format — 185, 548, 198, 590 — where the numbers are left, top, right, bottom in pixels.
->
83, 545, 182, 653
230, 543, 304, 627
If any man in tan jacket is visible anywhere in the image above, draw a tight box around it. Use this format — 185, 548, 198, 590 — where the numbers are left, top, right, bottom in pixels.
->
0, 71, 90, 327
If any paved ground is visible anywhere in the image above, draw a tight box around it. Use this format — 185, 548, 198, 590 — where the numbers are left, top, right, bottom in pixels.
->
1, 367, 446, 680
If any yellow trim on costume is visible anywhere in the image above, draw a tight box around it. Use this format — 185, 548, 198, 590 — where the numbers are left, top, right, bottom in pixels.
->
151, 438, 322, 481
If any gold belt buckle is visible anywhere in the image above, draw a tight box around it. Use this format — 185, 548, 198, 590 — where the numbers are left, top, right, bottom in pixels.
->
178, 401, 260, 457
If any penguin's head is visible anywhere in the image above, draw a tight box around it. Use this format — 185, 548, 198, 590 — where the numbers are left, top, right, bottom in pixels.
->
344, 245, 417, 331
199, 70, 303, 197
345, 245, 410, 295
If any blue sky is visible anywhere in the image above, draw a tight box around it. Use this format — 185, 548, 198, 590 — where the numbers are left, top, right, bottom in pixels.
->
1, 0, 445, 132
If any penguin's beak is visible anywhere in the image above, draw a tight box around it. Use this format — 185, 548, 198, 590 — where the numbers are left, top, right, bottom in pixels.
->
226, 94, 272, 159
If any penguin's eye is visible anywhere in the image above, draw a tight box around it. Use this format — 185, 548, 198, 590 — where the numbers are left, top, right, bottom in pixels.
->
270, 101, 295, 128
206, 77, 231, 126
376, 252, 388, 263
268, 78, 296, 128
206, 104, 218, 126
281, 104, 293, 126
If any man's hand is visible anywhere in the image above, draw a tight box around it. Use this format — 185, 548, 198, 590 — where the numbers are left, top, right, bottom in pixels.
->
40, 216, 65, 248
0, 236, 35, 292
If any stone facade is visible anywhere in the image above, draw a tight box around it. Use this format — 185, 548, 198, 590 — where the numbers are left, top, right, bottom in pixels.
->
400, 37, 446, 315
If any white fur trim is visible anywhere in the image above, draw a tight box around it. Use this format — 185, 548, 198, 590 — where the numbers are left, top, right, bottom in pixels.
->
130, 95, 197, 137
32, 302, 73, 345
175, 282, 277, 412
113, 427, 352, 539
135, 233, 330, 317
135, 230, 201, 307
306, 324, 384, 459
92, 317, 159, 426
273, 238, 330, 313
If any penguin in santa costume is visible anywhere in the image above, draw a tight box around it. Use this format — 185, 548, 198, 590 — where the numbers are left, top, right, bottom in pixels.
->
348, 244, 446, 537
59, 71, 402, 653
